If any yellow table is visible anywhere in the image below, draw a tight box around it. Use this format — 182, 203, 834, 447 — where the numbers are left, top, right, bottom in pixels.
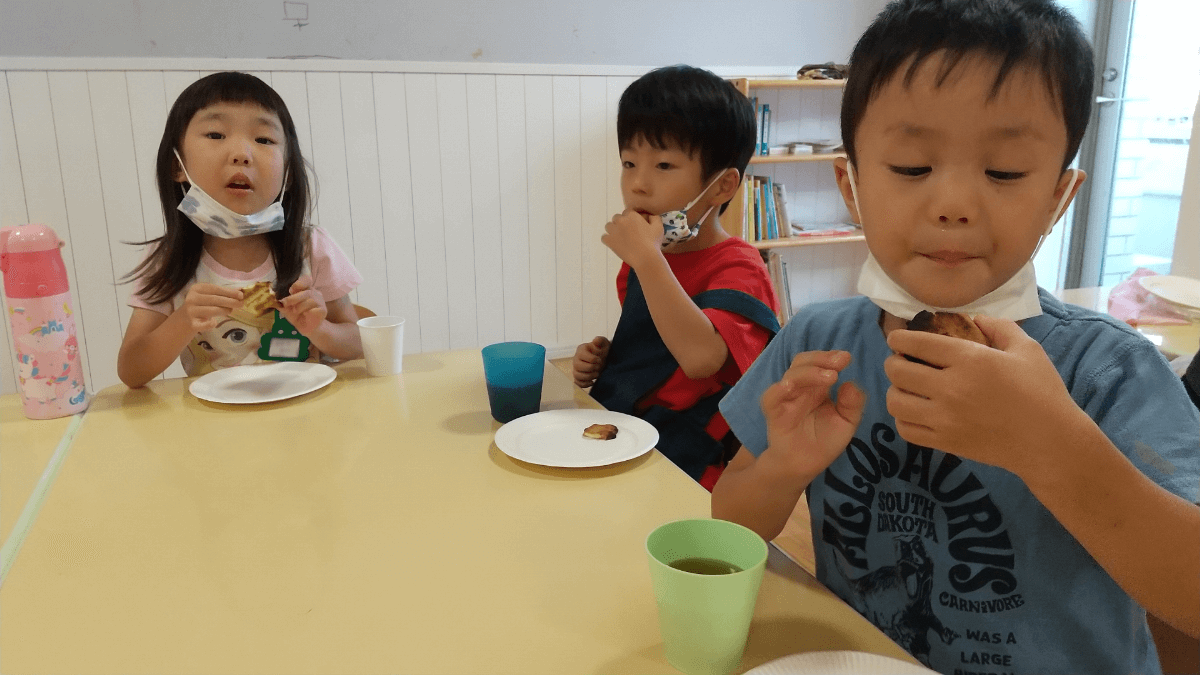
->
1055, 286, 1200, 358
0, 352, 916, 674
0, 393, 79, 546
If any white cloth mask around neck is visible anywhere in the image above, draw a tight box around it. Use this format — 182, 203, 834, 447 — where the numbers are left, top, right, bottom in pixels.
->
174, 149, 287, 239
848, 162, 1079, 321
659, 168, 728, 248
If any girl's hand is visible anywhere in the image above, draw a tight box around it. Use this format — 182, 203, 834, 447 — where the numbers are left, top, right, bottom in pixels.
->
761, 350, 866, 478
572, 336, 611, 388
180, 283, 243, 332
281, 276, 327, 336
601, 209, 663, 270
883, 316, 1082, 475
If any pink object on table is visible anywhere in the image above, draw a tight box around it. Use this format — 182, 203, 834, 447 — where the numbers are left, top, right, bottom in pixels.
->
1107, 268, 1192, 326
0, 223, 89, 419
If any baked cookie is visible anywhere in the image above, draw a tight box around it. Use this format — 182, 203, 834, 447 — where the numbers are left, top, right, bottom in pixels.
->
904, 311, 989, 366
583, 424, 619, 440
906, 311, 989, 345
240, 281, 283, 317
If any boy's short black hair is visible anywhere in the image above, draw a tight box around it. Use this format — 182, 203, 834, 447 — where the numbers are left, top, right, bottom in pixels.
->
841, 0, 1094, 172
618, 65, 757, 211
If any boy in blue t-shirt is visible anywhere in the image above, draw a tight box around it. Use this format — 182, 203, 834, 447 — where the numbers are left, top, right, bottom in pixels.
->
712, 1, 1200, 673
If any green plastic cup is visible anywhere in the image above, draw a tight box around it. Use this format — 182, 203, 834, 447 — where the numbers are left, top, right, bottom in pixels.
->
646, 518, 769, 675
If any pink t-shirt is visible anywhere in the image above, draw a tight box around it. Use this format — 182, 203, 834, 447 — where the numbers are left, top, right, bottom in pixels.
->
128, 226, 362, 375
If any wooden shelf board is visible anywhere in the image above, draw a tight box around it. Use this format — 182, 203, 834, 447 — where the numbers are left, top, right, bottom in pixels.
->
750, 152, 844, 164
743, 79, 846, 89
751, 233, 865, 249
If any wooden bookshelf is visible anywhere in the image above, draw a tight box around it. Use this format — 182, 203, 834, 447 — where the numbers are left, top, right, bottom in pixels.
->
750, 152, 845, 165
750, 233, 865, 250
721, 76, 851, 251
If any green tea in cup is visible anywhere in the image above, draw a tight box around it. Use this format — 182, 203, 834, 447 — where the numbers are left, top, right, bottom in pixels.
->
646, 518, 768, 675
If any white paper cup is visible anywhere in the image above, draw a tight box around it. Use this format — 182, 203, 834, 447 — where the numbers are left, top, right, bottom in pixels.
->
357, 316, 405, 376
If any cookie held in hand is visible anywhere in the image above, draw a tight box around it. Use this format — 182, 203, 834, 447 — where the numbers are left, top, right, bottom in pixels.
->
904, 311, 990, 366
907, 311, 989, 345
240, 281, 283, 317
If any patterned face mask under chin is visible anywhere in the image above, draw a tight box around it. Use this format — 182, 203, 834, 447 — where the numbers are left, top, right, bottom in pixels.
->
847, 162, 1079, 321
659, 169, 728, 248
174, 149, 288, 239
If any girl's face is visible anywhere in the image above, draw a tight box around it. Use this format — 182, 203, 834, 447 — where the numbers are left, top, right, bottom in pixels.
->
176, 101, 287, 216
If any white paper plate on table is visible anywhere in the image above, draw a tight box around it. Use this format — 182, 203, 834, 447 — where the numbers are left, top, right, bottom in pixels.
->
189, 362, 337, 404
744, 651, 938, 675
1138, 275, 1200, 316
493, 409, 658, 468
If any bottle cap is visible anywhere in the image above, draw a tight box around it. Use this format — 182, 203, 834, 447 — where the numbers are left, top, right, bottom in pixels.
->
0, 224, 70, 298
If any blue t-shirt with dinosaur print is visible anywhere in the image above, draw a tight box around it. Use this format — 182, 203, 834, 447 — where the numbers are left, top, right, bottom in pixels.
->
720, 290, 1199, 675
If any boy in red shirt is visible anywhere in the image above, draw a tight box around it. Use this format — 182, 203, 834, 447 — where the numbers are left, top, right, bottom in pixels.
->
572, 65, 779, 490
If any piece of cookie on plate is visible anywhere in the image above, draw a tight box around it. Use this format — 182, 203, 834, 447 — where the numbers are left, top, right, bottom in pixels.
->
583, 424, 619, 440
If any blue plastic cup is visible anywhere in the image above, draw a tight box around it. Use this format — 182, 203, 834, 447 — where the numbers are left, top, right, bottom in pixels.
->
481, 342, 546, 423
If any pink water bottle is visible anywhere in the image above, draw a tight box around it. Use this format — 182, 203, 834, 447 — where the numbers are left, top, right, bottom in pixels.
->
0, 224, 88, 419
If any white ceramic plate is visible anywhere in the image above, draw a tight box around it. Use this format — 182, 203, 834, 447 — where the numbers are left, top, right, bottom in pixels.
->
744, 651, 938, 675
188, 362, 337, 404
1138, 275, 1200, 314
493, 409, 659, 468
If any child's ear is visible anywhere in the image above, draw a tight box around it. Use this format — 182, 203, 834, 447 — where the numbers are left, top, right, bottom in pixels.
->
172, 155, 187, 184
710, 168, 743, 204
833, 157, 861, 224
1048, 169, 1087, 226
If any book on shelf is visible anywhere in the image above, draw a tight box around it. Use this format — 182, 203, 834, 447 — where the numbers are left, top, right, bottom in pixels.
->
765, 250, 789, 327
772, 182, 790, 240
763, 177, 777, 240
790, 222, 860, 238
756, 177, 767, 240
779, 258, 793, 323
743, 175, 801, 243
750, 96, 759, 158
758, 103, 771, 155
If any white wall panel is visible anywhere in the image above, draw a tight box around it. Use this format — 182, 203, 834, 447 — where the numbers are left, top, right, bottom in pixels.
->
464, 74, 505, 348
524, 76, 557, 348
89, 71, 146, 338
579, 77, 610, 343
552, 76, 583, 346
404, 73, 450, 352
495, 75, 531, 344
435, 74, 478, 350
124, 71, 167, 243
340, 72, 389, 316
305, 72, 355, 288
372, 73, 420, 352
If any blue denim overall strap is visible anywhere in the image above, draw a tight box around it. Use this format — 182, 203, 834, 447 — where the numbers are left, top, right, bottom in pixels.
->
590, 269, 780, 479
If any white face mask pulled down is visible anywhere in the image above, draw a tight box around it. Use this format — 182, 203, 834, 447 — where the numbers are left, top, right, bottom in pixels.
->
659, 168, 728, 248
174, 149, 288, 239
848, 163, 1079, 321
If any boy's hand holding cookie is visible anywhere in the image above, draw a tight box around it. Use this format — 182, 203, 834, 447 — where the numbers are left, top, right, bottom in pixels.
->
760, 350, 866, 479
180, 282, 244, 331
884, 316, 1085, 474
280, 275, 327, 335
601, 209, 664, 269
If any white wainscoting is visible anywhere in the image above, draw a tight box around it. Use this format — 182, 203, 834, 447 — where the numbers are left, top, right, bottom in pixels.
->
0, 59, 863, 396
